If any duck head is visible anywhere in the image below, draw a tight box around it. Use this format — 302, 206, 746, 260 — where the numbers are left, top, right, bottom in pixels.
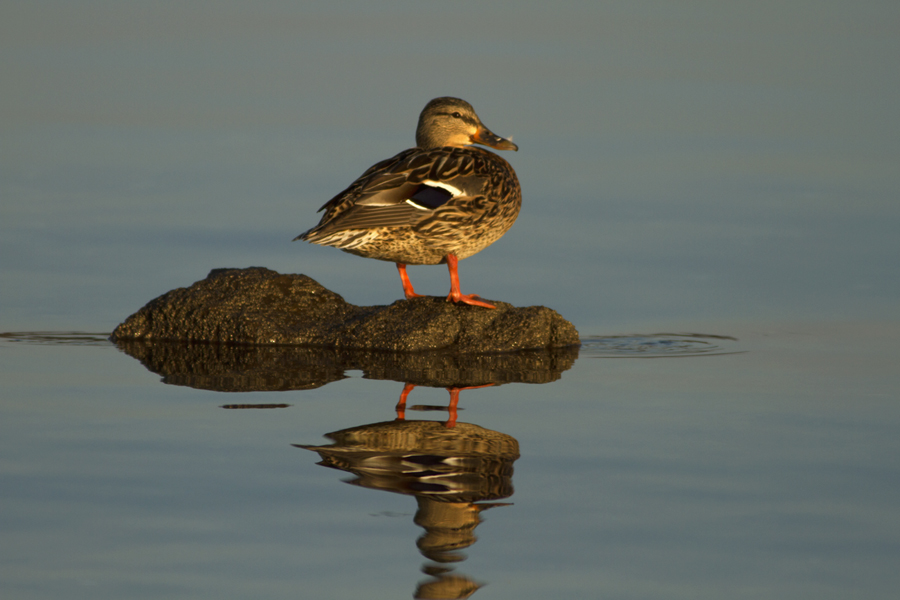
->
415, 97, 518, 151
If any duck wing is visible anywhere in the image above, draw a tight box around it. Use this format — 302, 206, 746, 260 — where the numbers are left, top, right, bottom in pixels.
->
301, 147, 489, 238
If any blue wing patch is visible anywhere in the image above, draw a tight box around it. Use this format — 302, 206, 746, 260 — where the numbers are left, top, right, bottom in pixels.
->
407, 184, 454, 210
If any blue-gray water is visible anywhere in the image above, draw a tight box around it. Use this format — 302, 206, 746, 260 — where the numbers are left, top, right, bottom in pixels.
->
2, 2, 899, 598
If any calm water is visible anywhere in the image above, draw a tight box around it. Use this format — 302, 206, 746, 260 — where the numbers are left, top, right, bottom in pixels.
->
2, 2, 899, 598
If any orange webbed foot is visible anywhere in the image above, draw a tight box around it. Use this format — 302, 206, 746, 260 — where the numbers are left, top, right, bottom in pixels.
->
444, 254, 495, 309
445, 291, 495, 309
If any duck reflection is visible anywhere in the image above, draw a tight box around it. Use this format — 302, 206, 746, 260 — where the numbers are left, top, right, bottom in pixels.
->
297, 411, 519, 599
396, 383, 497, 428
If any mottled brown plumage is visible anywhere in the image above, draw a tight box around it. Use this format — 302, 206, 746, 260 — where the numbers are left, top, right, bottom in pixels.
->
296, 97, 521, 308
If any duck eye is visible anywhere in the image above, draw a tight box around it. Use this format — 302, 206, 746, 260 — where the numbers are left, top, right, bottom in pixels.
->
452, 112, 462, 119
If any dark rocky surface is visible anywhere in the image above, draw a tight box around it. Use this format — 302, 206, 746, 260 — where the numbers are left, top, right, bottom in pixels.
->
111, 267, 580, 353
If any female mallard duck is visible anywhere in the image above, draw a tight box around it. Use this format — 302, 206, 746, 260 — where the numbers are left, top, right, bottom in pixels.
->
295, 97, 521, 309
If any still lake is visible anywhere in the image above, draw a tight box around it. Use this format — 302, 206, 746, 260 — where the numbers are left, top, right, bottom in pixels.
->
2, 2, 899, 598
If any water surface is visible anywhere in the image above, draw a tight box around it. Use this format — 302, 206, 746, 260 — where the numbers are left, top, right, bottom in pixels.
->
2, 2, 899, 598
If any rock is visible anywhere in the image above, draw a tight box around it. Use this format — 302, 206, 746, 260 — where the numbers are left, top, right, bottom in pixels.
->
111, 267, 580, 353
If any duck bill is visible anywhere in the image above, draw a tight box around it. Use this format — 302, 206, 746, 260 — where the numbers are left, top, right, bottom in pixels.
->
472, 127, 518, 151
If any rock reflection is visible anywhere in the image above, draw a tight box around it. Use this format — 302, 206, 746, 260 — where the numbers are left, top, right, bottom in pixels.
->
297, 413, 519, 599
113, 339, 577, 392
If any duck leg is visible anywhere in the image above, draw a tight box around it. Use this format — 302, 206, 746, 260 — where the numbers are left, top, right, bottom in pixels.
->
394, 382, 416, 420
445, 387, 460, 428
445, 254, 495, 309
396, 263, 426, 300
445, 384, 494, 428
393, 382, 457, 428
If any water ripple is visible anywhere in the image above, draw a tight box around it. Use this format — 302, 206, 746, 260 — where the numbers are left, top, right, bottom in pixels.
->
580, 333, 743, 358
1, 331, 743, 360
0, 331, 113, 346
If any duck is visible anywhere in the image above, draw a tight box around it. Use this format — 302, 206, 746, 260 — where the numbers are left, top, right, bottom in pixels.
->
295, 97, 521, 309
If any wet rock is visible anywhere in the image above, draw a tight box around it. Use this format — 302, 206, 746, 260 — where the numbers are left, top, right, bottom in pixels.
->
111, 267, 580, 353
